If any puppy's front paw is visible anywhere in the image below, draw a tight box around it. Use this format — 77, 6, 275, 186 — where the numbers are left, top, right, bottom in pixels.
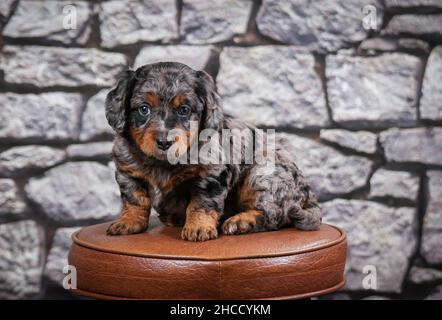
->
106, 217, 148, 236
181, 223, 218, 241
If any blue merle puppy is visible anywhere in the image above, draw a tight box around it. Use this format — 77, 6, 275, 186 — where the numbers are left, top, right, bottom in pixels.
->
105, 62, 321, 241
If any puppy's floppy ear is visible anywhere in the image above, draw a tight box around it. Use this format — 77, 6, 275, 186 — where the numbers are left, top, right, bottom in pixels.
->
105, 70, 136, 134
195, 70, 223, 130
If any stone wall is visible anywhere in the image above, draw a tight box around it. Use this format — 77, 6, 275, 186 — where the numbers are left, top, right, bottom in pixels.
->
0, 0, 441, 300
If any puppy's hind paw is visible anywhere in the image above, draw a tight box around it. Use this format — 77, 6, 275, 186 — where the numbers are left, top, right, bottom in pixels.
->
222, 217, 254, 235
221, 210, 261, 235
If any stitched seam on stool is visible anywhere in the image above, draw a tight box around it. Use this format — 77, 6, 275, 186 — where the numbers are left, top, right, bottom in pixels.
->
218, 261, 222, 299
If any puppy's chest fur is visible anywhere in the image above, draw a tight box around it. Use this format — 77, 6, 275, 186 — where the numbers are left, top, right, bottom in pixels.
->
147, 165, 242, 226
147, 164, 207, 209
118, 150, 212, 224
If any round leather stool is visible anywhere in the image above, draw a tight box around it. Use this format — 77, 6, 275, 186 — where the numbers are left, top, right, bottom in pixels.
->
68, 221, 347, 300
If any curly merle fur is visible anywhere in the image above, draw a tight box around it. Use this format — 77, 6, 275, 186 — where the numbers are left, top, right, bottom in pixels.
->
105, 62, 321, 241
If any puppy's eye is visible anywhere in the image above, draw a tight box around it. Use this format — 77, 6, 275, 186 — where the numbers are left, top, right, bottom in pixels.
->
138, 104, 151, 117
177, 104, 191, 117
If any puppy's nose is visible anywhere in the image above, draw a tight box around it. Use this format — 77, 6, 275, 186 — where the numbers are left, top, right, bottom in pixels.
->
156, 138, 172, 151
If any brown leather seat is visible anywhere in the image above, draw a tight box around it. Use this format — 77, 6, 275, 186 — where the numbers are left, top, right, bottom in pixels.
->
68, 221, 347, 299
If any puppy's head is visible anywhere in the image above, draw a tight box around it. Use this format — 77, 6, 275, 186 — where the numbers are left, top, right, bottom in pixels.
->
105, 62, 223, 161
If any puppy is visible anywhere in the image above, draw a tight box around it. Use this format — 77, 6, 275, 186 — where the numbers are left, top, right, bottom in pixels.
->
105, 62, 321, 241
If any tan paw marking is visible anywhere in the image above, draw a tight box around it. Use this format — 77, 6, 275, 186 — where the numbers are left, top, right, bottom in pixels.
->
181, 223, 218, 241
181, 209, 218, 241
106, 217, 148, 236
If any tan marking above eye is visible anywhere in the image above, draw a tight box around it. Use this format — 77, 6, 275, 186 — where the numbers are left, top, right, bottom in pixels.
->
173, 93, 187, 108
144, 93, 159, 107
